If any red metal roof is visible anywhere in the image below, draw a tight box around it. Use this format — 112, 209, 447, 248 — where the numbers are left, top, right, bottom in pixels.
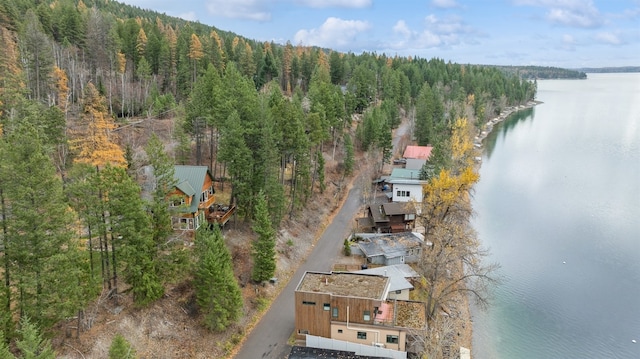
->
402, 145, 432, 159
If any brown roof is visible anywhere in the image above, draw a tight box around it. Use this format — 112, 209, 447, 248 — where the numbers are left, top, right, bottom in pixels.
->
382, 202, 416, 216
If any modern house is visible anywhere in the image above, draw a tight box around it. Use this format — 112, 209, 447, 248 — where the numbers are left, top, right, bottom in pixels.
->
167, 165, 236, 231
352, 232, 429, 266
354, 264, 419, 301
356, 202, 416, 233
294, 271, 427, 354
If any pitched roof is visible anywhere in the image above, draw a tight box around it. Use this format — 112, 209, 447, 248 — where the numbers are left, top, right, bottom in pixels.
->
355, 264, 419, 293
381, 202, 415, 216
402, 145, 432, 160
173, 166, 211, 213
357, 232, 426, 260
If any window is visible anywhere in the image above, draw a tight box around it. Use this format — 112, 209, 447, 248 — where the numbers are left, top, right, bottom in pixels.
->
386, 335, 399, 344
337, 329, 343, 333
298, 329, 309, 335
170, 198, 186, 207
357, 331, 367, 340
396, 290, 402, 294
397, 190, 411, 197
302, 301, 316, 306
363, 310, 371, 321
332, 307, 338, 318
405, 213, 415, 220
323, 303, 330, 311
396, 190, 401, 197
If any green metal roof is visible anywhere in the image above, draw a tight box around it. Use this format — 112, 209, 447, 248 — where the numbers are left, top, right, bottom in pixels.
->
173, 165, 211, 214
390, 168, 421, 180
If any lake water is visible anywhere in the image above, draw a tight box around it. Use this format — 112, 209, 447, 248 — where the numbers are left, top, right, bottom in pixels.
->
471, 73, 640, 359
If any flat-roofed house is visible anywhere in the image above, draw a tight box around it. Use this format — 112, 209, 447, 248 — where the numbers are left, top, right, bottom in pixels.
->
294, 271, 427, 353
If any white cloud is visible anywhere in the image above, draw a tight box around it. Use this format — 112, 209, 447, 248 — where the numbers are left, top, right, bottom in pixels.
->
206, 0, 272, 21
294, 17, 371, 48
386, 14, 475, 51
295, 0, 372, 8
513, 0, 603, 28
178, 11, 198, 22
431, 0, 459, 8
393, 20, 412, 38
594, 32, 622, 45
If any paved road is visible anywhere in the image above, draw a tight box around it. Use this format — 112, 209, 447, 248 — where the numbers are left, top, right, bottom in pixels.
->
233, 182, 363, 359
233, 118, 410, 359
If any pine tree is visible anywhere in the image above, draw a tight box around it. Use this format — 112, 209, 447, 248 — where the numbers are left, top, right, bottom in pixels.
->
3, 123, 83, 330
343, 133, 354, 177
251, 191, 276, 283
15, 317, 55, 359
144, 133, 175, 246
100, 166, 164, 306
0, 330, 15, 359
194, 226, 242, 332
108, 333, 137, 359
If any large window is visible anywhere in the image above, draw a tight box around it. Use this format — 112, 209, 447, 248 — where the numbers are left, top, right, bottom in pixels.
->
332, 307, 338, 318
363, 310, 371, 321
357, 331, 367, 340
396, 190, 411, 197
386, 335, 399, 344
323, 303, 330, 311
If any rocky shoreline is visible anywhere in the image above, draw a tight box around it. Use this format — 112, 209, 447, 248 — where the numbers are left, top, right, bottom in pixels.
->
475, 100, 543, 145
462, 99, 542, 356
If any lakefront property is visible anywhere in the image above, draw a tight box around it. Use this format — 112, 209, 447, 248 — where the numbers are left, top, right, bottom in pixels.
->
294, 271, 427, 358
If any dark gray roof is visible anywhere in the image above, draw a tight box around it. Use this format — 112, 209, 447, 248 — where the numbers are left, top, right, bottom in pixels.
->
357, 232, 425, 260
381, 202, 415, 216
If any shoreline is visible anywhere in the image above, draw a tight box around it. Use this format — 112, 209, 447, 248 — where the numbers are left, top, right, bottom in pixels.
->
462, 99, 542, 355
475, 100, 543, 144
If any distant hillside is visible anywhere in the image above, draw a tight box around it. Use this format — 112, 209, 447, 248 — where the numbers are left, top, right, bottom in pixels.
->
490, 65, 587, 79
576, 66, 640, 73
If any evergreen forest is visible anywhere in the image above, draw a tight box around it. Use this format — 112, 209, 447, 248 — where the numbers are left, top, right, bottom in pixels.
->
0, 0, 543, 357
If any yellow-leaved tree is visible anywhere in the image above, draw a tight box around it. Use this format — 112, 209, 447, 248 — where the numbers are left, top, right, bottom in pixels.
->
188, 33, 204, 84
72, 82, 126, 167
53, 66, 69, 114
413, 117, 499, 358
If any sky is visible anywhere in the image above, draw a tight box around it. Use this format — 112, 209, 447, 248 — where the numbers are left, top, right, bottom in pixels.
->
119, 0, 639, 68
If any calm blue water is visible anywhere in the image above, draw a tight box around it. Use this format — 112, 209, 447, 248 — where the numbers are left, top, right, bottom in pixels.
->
471, 73, 640, 359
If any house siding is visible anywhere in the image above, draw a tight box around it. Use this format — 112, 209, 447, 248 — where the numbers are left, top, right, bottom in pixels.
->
391, 183, 423, 203
295, 291, 332, 339
330, 324, 406, 351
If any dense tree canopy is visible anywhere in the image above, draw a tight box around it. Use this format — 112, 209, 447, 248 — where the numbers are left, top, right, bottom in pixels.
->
0, 0, 542, 353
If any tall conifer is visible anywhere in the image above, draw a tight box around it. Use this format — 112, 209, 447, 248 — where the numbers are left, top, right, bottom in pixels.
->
251, 191, 276, 283
194, 226, 242, 332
